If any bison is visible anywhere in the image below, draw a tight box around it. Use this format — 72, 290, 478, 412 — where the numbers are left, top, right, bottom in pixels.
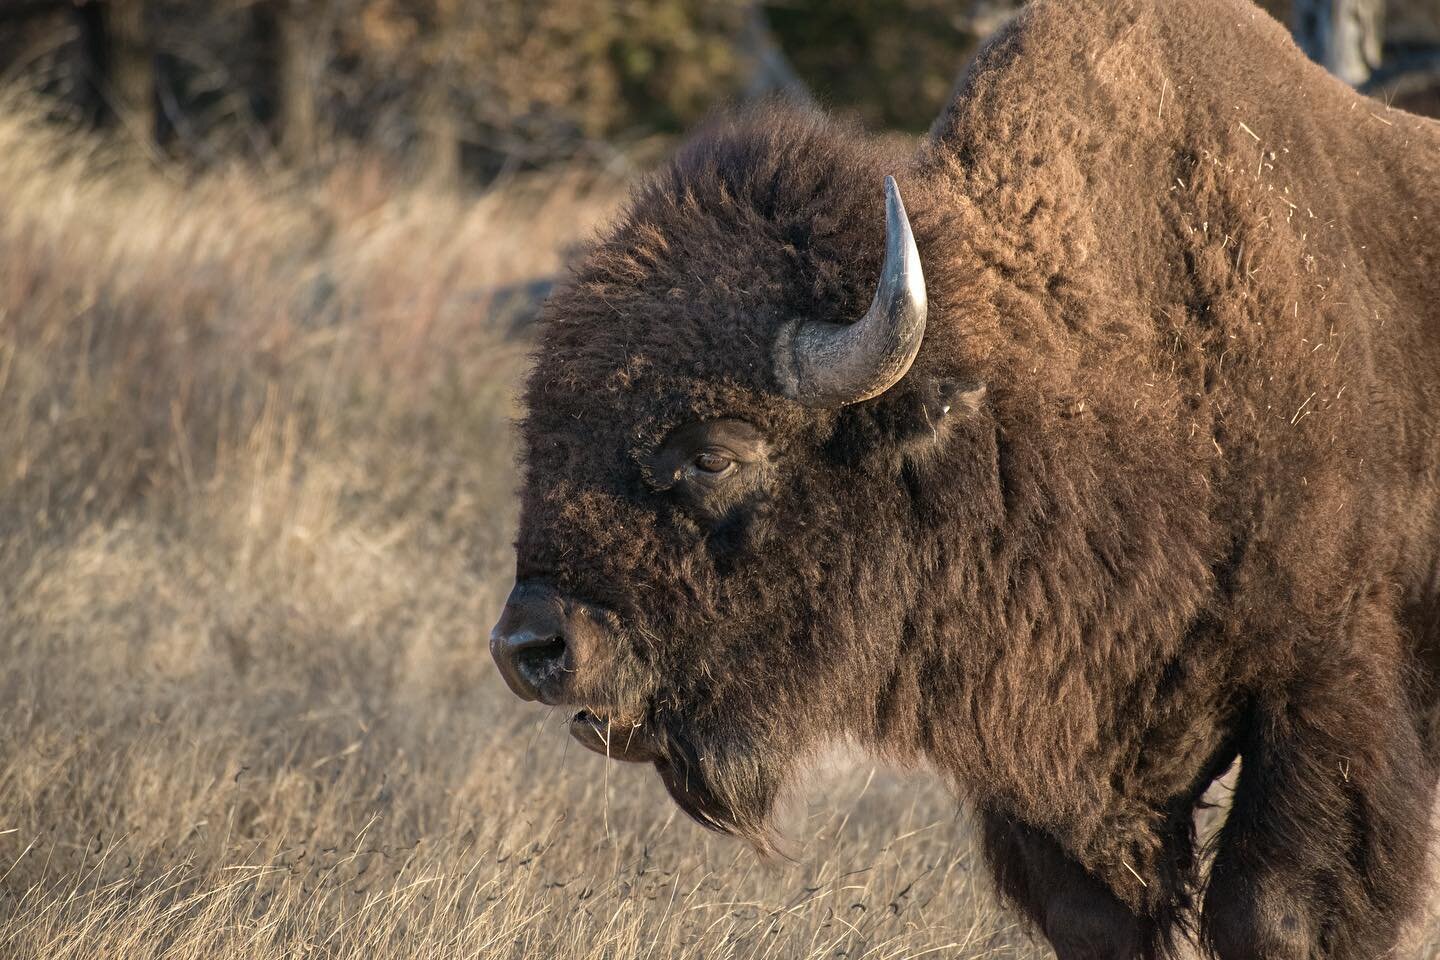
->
488, 0, 1440, 955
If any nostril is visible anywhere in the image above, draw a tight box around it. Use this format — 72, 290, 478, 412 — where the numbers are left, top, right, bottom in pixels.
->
516, 634, 567, 678
491, 626, 570, 702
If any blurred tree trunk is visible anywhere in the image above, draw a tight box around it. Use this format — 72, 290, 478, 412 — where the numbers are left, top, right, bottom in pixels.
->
958, 0, 1024, 36
274, 0, 320, 166
73, 0, 110, 127
1293, 0, 1386, 85
102, 0, 155, 140
741, 5, 813, 105
420, 0, 461, 186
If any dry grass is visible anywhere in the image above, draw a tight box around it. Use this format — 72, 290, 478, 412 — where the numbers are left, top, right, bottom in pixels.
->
1, 99, 1437, 959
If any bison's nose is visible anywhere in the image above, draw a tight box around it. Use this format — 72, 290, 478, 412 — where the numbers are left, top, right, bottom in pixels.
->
490, 582, 571, 703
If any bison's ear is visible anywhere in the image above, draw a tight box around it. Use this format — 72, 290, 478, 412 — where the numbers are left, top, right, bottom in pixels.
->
897, 377, 987, 458
829, 375, 985, 470
921, 377, 987, 421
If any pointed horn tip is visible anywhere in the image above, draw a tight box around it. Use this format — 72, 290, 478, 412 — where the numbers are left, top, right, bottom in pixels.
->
880, 175, 923, 294
882, 175, 903, 213
881, 176, 915, 256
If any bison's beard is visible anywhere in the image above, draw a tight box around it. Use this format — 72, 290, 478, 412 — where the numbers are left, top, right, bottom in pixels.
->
569, 705, 787, 854
652, 726, 786, 855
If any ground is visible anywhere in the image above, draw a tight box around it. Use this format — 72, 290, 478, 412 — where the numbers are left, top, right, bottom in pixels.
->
0, 101, 1436, 959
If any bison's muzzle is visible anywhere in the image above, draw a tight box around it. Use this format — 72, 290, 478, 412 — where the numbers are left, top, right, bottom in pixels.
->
491, 581, 662, 760
489, 581, 578, 703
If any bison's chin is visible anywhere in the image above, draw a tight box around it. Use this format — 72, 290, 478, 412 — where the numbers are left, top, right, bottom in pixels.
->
652, 728, 787, 856
570, 708, 788, 854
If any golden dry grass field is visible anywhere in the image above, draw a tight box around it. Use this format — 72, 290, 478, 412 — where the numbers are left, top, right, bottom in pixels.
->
0, 99, 1438, 959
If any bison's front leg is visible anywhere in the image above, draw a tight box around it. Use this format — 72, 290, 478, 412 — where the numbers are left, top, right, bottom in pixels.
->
1202, 648, 1433, 959
981, 813, 1165, 960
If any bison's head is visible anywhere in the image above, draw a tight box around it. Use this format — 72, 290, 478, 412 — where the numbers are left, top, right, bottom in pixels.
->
491, 109, 991, 848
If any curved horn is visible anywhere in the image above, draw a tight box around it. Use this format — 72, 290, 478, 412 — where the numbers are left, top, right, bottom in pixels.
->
774, 175, 927, 407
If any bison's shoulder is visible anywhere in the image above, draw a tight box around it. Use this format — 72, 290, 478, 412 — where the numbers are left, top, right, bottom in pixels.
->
931, 0, 1360, 161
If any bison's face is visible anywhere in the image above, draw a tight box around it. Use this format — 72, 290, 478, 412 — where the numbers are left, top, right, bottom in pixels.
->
490, 120, 986, 847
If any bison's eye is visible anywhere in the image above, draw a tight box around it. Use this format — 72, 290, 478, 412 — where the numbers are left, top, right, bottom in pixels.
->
692, 451, 734, 477
646, 418, 768, 501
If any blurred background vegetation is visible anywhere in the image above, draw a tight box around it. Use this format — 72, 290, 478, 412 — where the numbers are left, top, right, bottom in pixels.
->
2, 0, 1436, 186
0, 3, 1438, 957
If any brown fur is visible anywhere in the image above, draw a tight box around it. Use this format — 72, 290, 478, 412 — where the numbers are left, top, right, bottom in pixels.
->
509, 0, 1440, 956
